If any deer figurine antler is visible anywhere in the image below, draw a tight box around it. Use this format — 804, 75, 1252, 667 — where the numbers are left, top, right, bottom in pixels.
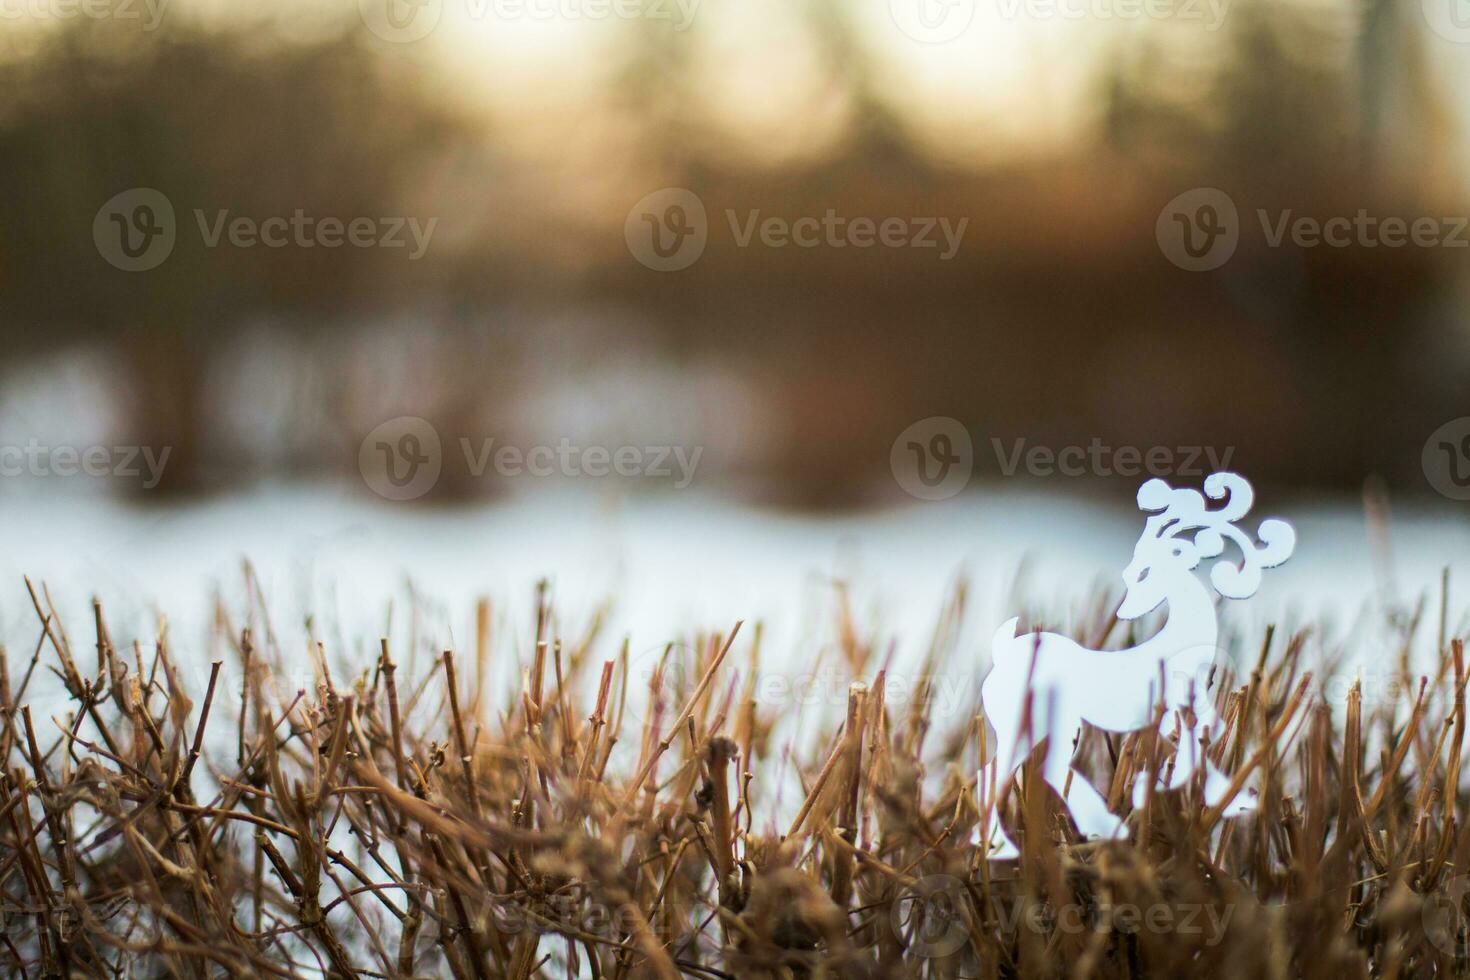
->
977, 472, 1294, 859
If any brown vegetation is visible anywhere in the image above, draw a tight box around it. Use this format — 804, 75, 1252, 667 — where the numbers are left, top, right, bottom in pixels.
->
0, 571, 1467, 977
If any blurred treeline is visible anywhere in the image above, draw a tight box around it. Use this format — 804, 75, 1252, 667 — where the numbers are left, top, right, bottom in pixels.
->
0, 0, 1464, 502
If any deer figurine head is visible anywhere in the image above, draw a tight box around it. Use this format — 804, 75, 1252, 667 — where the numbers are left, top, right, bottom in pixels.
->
1117, 472, 1296, 620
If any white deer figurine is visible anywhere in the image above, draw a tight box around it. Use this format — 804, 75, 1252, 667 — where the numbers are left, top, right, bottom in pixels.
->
978, 472, 1295, 858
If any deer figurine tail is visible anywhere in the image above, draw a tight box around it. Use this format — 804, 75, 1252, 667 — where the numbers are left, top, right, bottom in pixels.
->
991, 617, 1022, 651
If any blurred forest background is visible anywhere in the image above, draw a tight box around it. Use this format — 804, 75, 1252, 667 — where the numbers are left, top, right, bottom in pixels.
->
0, 0, 1466, 505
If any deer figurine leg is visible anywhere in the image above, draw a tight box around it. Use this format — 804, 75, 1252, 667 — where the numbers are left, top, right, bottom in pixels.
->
1042, 731, 1124, 840
1131, 728, 1251, 814
1184, 692, 1254, 811
977, 694, 1027, 859
976, 775, 1023, 860
1130, 677, 1255, 813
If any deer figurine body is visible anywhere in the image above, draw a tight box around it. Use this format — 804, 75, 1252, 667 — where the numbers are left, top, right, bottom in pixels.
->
978, 472, 1294, 858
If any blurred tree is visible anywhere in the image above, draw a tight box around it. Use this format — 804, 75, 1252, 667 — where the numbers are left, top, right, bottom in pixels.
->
0, 20, 474, 492
0, 4, 1462, 504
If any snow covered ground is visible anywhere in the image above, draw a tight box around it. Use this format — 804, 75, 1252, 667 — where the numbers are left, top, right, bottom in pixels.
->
0, 481, 1465, 721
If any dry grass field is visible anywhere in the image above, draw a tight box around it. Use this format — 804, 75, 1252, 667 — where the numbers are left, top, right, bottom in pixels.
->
0, 570, 1464, 978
